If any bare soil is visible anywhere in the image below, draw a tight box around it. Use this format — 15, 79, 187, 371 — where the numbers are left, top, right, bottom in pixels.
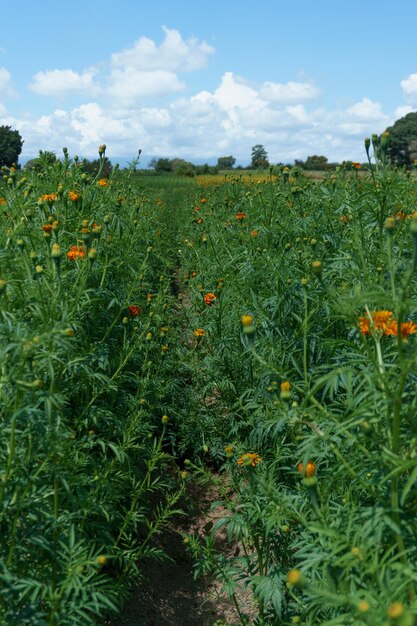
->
105, 480, 253, 626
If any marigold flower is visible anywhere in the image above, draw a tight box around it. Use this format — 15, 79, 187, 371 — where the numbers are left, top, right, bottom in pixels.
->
193, 328, 206, 337
237, 452, 262, 467
0, 198, 7, 206
358, 600, 370, 613
42, 224, 53, 233
250, 229, 259, 237
287, 569, 303, 586
241, 315, 254, 327
203, 292, 217, 305
225, 445, 234, 458
67, 245, 85, 261
127, 305, 142, 317
98, 179, 108, 187
297, 461, 316, 477
387, 603, 404, 619
96, 555, 107, 566
39, 193, 56, 203
358, 310, 394, 336
68, 191, 80, 202
235, 211, 247, 220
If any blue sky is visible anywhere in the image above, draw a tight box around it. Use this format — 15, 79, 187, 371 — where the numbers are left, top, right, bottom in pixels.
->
1, 0, 416, 164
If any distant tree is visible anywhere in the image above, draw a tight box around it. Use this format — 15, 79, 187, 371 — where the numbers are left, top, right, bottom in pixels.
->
170, 158, 195, 176
82, 156, 113, 177
384, 112, 417, 166
251, 144, 269, 169
150, 157, 173, 173
217, 155, 236, 170
0, 125, 23, 167
302, 155, 330, 171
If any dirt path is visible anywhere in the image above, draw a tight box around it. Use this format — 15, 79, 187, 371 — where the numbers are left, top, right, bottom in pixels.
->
105, 481, 252, 626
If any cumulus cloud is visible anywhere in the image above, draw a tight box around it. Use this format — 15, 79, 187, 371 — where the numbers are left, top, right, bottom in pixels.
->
0, 67, 16, 98
401, 73, 417, 103
260, 80, 320, 103
111, 26, 214, 72
29, 68, 100, 97
107, 68, 184, 100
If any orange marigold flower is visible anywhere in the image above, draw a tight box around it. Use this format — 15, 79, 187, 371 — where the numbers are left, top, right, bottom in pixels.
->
250, 229, 259, 237
67, 245, 85, 261
358, 310, 394, 336
298, 461, 316, 477
235, 211, 247, 220
203, 292, 217, 305
400, 321, 417, 336
193, 328, 206, 337
0, 198, 7, 206
39, 193, 56, 203
68, 190, 80, 202
237, 452, 262, 467
42, 224, 53, 233
98, 179, 108, 187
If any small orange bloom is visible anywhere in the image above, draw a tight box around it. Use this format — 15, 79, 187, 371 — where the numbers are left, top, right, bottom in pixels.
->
203, 292, 217, 306
237, 452, 262, 467
250, 229, 259, 237
68, 191, 80, 202
235, 211, 247, 220
193, 328, 206, 337
297, 461, 316, 477
42, 224, 53, 233
0, 198, 7, 206
39, 193, 56, 203
98, 179, 108, 187
67, 245, 85, 261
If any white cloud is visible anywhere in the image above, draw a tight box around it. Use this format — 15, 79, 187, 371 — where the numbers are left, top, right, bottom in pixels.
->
111, 26, 214, 72
346, 97, 387, 121
401, 73, 417, 103
107, 68, 184, 100
29, 68, 99, 97
0, 66, 16, 99
395, 104, 414, 118
260, 80, 320, 103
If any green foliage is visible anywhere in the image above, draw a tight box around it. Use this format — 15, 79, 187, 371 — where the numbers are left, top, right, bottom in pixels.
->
251, 144, 269, 168
385, 111, 417, 166
0, 125, 23, 168
296, 155, 332, 170
217, 155, 236, 170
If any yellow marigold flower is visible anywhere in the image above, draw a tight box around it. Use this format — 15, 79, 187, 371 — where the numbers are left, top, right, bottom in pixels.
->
98, 178, 108, 187
161, 415, 169, 424
193, 328, 206, 337
297, 461, 316, 477
237, 452, 262, 467
287, 569, 304, 586
387, 603, 404, 619
280, 381, 291, 399
96, 555, 107, 566
358, 600, 370, 613
241, 314, 254, 327
225, 445, 234, 458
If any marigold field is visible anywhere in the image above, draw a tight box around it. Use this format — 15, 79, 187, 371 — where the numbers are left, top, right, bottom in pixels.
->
2, 145, 417, 625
